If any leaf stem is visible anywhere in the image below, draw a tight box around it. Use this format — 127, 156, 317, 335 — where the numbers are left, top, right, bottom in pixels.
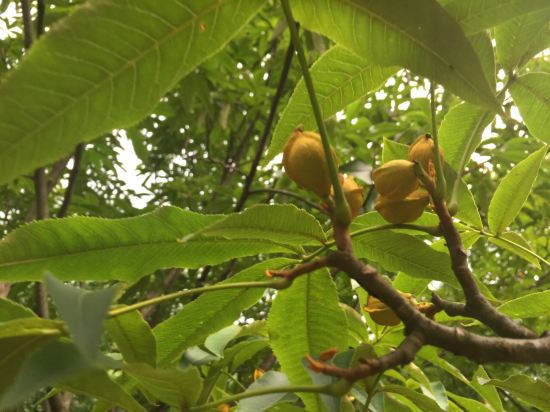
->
429, 83, 446, 201
188, 383, 334, 411
280, 0, 351, 226
460, 228, 550, 267
303, 223, 439, 261
108, 280, 286, 317
248, 188, 325, 212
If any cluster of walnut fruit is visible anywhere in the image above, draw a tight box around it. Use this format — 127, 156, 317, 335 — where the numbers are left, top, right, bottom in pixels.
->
282, 129, 443, 325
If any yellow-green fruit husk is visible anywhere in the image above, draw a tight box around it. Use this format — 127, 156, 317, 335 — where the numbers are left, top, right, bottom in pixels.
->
283, 129, 338, 198
338, 174, 364, 218
364, 292, 413, 326
364, 295, 401, 326
372, 159, 419, 201
408, 134, 444, 176
375, 188, 429, 224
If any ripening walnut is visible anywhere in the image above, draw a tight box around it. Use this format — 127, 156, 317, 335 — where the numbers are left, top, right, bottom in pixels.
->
364, 294, 402, 326
364, 292, 414, 326
365, 293, 432, 326
408, 134, 444, 177
333, 173, 364, 218
282, 129, 338, 198
375, 188, 430, 224
372, 159, 419, 201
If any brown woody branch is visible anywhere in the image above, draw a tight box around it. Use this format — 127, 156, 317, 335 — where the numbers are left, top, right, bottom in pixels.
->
331, 251, 550, 377
267, 255, 333, 282
270, 240, 549, 382
248, 188, 325, 212
20, 2, 69, 410
418, 171, 536, 339
307, 330, 425, 381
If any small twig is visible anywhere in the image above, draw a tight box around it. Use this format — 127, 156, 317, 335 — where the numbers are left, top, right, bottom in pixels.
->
58, 144, 85, 218
108, 279, 291, 318
307, 330, 424, 382
363, 372, 383, 411
20, 0, 33, 49
267, 255, 333, 282
235, 39, 294, 212
248, 188, 324, 212
430, 292, 540, 340
36, 0, 46, 36
33, 168, 49, 220
431, 293, 466, 317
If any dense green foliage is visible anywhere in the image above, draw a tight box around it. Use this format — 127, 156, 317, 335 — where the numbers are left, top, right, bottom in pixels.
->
0, 0, 549, 411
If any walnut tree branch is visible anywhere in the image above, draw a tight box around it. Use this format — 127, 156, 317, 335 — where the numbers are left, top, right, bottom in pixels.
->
307, 330, 425, 381
417, 170, 537, 339
267, 255, 333, 282
265, 241, 549, 383
332, 251, 549, 368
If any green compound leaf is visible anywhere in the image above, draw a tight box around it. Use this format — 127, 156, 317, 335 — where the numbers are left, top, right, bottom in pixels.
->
45, 274, 117, 360
442, 0, 550, 35
105, 310, 157, 366
237, 371, 291, 412
0, 340, 97, 409
292, 0, 498, 110
382, 385, 445, 412
447, 392, 494, 412
0, 0, 266, 184
0, 207, 291, 282
510, 73, 550, 144
0, 297, 37, 322
268, 268, 347, 412
353, 231, 458, 287
495, 9, 550, 71
478, 375, 550, 411
125, 363, 202, 409
488, 232, 542, 269
199, 204, 327, 245
382, 138, 409, 163
0, 318, 66, 402
471, 366, 504, 412
498, 290, 550, 319
488, 146, 547, 234
154, 258, 295, 365
60, 370, 146, 412
439, 102, 494, 174
265, 45, 396, 162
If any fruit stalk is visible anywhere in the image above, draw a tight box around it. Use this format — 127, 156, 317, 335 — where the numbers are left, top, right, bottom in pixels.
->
280, 0, 351, 226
